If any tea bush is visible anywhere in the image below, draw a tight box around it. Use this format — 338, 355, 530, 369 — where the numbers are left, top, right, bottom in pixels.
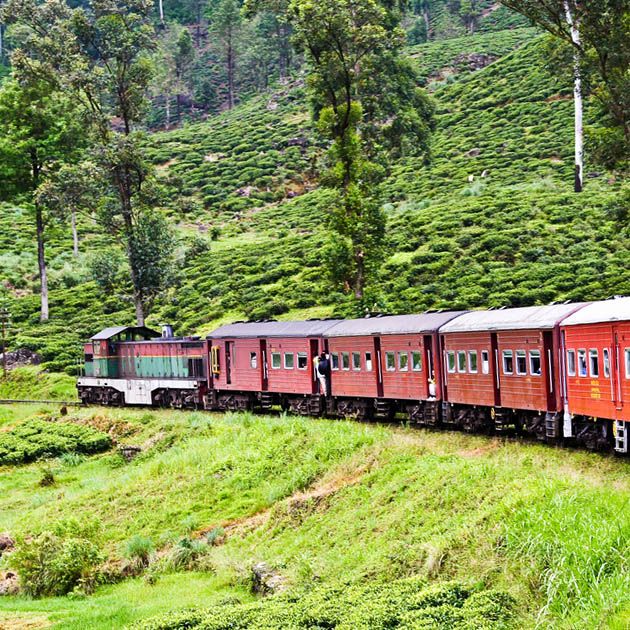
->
0, 419, 112, 465
136, 577, 515, 629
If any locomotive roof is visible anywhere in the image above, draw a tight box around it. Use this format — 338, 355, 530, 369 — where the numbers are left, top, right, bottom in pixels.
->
324, 312, 466, 337
208, 320, 344, 339
439, 303, 587, 333
91, 326, 160, 341
561, 296, 630, 326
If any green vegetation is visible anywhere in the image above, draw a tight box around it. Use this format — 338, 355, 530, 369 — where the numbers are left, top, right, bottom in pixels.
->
0, 417, 111, 465
137, 577, 515, 629
0, 367, 77, 401
0, 406, 627, 628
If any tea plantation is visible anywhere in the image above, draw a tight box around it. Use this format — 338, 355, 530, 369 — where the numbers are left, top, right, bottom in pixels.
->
0, 25, 627, 375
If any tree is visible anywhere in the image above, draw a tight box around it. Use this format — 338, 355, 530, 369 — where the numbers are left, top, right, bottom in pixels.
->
210, 0, 242, 109
36, 162, 102, 257
289, 0, 433, 305
499, 0, 630, 179
0, 79, 83, 321
3, 0, 176, 325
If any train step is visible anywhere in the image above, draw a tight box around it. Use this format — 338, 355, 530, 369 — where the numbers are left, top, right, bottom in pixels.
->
545, 413, 561, 440
493, 409, 511, 434
614, 420, 628, 454
374, 400, 392, 419
259, 393, 274, 410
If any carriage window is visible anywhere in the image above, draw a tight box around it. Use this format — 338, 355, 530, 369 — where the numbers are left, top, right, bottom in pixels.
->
412, 351, 422, 372
457, 351, 467, 373
603, 349, 610, 378
529, 350, 541, 375
386, 352, 396, 371
399, 352, 409, 371
589, 349, 599, 378
365, 352, 373, 371
284, 353, 294, 369
567, 350, 576, 376
578, 350, 587, 377
342, 352, 350, 370
352, 352, 361, 371
502, 350, 514, 375
447, 351, 456, 373
468, 351, 478, 373
271, 352, 281, 369
625, 349, 630, 378
250, 352, 258, 369
297, 352, 308, 370
516, 350, 527, 375
481, 351, 489, 374
331, 353, 339, 370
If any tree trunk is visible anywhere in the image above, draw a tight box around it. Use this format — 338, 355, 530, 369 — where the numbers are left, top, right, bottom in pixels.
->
422, 5, 430, 40
354, 254, 364, 302
165, 94, 171, 128
134, 292, 145, 327
0, 23, 4, 62
196, 0, 202, 47
158, 0, 164, 26
36, 202, 49, 322
71, 209, 79, 257
176, 92, 181, 122
227, 32, 235, 109
564, 1, 584, 192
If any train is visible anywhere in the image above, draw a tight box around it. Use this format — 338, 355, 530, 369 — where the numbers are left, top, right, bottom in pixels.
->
77, 297, 630, 455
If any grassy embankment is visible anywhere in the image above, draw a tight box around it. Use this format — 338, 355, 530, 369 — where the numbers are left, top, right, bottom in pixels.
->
0, 400, 627, 629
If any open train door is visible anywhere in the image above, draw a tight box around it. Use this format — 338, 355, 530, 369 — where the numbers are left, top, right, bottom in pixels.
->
423, 335, 434, 397
260, 339, 269, 392
613, 326, 624, 414
374, 336, 384, 398
310, 339, 319, 395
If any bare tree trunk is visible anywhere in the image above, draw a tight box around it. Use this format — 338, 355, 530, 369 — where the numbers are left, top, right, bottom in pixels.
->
158, 0, 164, 26
165, 94, 171, 128
36, 203, 49, 322
134, 293, 145, 327
422, 3, 430, 40
71, 209, 79, 257
564, 0, 584, 192
0, 24, 4, 62
227, 31, 235, 109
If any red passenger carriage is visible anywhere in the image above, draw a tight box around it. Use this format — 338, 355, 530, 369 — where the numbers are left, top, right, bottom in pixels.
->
561, 297, 630, 453
439, 304, 585, 436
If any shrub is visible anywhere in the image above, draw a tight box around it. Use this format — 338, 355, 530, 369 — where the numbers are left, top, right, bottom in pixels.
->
10, 521, 104, 597
124, 535, 155, 569
166, 537, 209, 571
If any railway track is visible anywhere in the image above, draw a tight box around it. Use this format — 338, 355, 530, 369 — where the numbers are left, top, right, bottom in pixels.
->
0, 399, 82, 406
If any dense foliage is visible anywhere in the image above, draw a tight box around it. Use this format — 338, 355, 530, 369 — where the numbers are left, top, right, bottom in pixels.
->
0, 418, 112, 465
136, 577, 515, 629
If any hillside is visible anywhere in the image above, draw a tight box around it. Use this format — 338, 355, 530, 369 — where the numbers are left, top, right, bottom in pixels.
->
0, 404, 627, 628
0, 25, 628, 371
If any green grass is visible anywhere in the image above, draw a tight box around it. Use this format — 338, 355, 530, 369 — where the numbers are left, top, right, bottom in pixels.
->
0, 406, 627, 628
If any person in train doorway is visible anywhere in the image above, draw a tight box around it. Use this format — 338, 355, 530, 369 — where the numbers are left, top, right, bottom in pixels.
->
316, 352, 331, 397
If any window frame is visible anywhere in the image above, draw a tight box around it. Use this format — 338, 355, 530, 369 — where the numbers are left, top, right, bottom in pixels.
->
412, 351, 422, 372
365, 352, 373, 372
447, 351, 456, 374
386, 352, 396, 372
297, 352, 308, 370
625, 348, 630, 379
589, 349, 599, 378
502, 350, 514, 375
481, 350, 490, 375
284, 352, 294, 370
331, 353, 339, 371
341, 352, 350, 371
577, 349, 587, 377
515, 350, 527, 376
352, 351, 361, 371
603, 348, 610, 378
398, 352, 409, 372
468, 350, 478, 374
271, 352, 281, 370
567, 349, 576, 376
529, 350, 541, 376
250, 352, 258, 369
457, 350, 467, 373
